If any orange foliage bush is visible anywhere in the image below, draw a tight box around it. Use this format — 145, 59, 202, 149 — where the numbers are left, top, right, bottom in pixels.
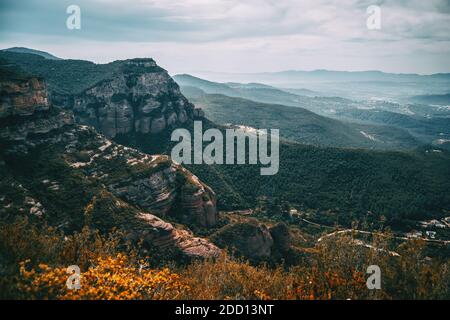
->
18, 254, 189, 300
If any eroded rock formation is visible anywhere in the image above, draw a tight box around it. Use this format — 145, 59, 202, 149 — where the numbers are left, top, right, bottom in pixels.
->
0, 75, 49, 117
0, 74, 74, 147
69, 58, 198, 138
0, 69, 220, 259
211, 220, 274, 259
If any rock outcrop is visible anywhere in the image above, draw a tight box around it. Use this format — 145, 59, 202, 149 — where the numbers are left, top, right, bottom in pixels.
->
269, 222, 291, 252
64, 129, 219, 228
0, 74, 49, 117
0, 68, 220, 259
180, 181, 218, 228
211, 220, 274, 259
68, 58, 198, 138
0, 73, 74, 150
211, 220, 294, 260
136, 212, 219, 258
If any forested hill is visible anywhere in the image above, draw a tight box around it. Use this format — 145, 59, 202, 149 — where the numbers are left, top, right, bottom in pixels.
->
0, 51, 121, 94
117, 121, 450, 231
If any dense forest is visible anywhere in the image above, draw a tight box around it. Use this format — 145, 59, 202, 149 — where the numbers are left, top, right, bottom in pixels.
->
116, 120, 450, 230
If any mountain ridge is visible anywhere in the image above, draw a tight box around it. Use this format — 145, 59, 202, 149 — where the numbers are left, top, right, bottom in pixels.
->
192, 69, 450, 81
2, 47, 62, 60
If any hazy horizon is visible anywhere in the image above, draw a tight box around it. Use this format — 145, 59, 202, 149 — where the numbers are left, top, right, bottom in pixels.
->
4, 46, 450, 78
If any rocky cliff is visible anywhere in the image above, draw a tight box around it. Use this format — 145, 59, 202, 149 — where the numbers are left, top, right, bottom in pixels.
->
0, 73, 49, 117
210, 220, 294, 260
0, 53, 205, 140
0, 72, 74, 148
56, 58, 200, 138
211, 220, 274, 259
0, 68, 219, 259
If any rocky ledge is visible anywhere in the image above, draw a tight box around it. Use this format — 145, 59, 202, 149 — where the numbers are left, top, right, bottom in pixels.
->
0, 75, 74, 150
211, 220, 292, 260
0, 74, 49, 117
64, 127, 219, 228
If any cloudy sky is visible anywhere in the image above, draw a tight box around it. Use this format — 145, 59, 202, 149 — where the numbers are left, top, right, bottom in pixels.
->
1, 0, 449, 74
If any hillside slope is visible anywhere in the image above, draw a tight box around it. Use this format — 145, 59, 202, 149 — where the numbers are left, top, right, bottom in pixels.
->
185, 91, 420, 150
0, 66, 221, 260
115, 119, 450, 231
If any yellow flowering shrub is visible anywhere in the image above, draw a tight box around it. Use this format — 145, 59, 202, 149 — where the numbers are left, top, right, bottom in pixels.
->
18, 254, 189, 300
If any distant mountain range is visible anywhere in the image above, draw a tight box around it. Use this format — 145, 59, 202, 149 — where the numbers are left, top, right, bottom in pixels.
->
191, 69, 450, 101
175, 74, 320, 97
194, 69, 450, 84
175, 73, 450, 149
5, 47, 449, 83
174, 73, 317, 107
261, 69, 450, 82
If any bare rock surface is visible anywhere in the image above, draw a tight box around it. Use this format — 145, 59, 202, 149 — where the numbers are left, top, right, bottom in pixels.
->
69, 59, 199, 138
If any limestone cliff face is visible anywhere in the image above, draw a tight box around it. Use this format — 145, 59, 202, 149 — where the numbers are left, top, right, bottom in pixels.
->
69, 59, 197, 138
0, 75, 74, 146
179, 172, 218, 228
0, 71, 219, 259
0, 76, 49, 117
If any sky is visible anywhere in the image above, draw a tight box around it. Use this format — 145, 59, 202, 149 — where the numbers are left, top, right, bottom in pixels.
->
1, 0, 449, 75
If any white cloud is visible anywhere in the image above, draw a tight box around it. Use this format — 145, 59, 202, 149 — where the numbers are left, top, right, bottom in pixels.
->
0, 0, 449, 73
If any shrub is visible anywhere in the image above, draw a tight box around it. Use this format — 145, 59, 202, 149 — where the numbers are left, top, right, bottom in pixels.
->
18, 254, 189, 300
